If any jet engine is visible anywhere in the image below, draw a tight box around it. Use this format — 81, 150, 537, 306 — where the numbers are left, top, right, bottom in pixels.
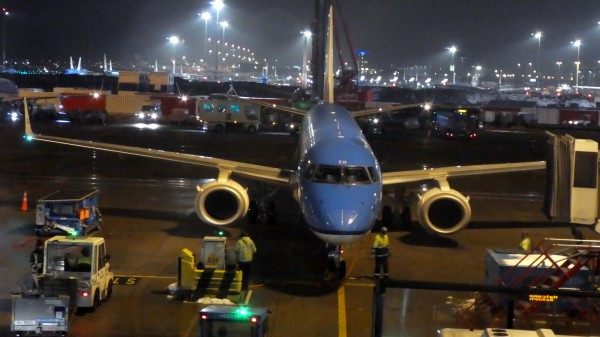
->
194, 179, 250, 226
416, 186, 471, 235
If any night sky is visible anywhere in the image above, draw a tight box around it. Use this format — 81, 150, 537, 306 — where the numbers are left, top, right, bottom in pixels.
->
3, 0, 600, 72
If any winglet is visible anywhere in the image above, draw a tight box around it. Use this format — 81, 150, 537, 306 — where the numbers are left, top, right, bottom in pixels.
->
323, 6, 334, 104
24, 97, 34, 138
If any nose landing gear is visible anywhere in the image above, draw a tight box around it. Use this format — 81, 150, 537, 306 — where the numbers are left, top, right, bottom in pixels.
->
326, 245, 347, 280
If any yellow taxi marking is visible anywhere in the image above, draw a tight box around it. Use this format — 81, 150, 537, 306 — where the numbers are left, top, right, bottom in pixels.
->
114, 274, 176, 279
338, 285, 347, 337
345, 281, 375, 287
113, 274, 176, 285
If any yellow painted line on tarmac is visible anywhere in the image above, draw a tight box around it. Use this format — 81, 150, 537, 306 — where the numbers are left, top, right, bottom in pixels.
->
114, 274, 177, 279
345, 281, 375, 288
338, 285, 347, 337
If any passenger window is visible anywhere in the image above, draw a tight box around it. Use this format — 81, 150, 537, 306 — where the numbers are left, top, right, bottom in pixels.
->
203, 103, 214, 113
313, 165, 341, 184
244, 105, 259, 120
343, 167, 370, 184
230, 104, 240, 113
97, 244, 105, 269
217, 104, 228, 113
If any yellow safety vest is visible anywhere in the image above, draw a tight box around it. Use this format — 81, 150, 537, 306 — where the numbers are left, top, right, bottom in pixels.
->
373, 234, 390, 257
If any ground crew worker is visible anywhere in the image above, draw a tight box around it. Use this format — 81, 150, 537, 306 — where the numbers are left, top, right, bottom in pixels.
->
30, 239, 44, 290
30, 239, 44, 274
76, 247, 92, 271
519, 230, 532, 253
372, 227, 390, 279
235, 231, 257, 292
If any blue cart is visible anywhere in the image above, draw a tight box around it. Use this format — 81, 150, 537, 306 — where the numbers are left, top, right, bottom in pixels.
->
35, 190, 102, 236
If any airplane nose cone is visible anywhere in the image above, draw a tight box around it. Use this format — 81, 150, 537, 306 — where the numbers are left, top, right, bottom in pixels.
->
322, 208, 373, 233
326, 209, 357, 227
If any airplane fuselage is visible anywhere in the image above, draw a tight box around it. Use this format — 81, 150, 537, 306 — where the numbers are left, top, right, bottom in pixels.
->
296, 103, 382, 244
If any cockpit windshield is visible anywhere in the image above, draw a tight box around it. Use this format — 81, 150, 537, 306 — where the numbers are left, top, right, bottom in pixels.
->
313, 165, 341, 183
305, 164, 374, 185
343, 166, 370, 184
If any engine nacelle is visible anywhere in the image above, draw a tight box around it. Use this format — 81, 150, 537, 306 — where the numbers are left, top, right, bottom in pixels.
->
416, 187, 471, 235
194, 179, 250, 226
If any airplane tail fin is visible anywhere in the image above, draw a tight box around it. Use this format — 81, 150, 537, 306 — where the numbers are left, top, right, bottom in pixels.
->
69, 56, 74, 69
77, 57, 82, 70
323, 6, 334, 104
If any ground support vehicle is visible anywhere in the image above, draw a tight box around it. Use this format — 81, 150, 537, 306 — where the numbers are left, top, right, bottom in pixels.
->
171, 236, 242, 302
60, 95, 108, 124
196, 99, 260, 133
150, 95, 198, 125
199, 305, 270, 337
35, 190, 102, 236
10, 235, 113, 335
43, 235, 114, 310
135, 100, 162, 123
10, 279, 76, 337
455, 240, 600, 323
430, 107, 479, 139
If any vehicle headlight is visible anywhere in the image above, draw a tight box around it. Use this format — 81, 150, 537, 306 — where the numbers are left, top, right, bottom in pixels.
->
137, 113, 144, 119
151, 113, 158, 119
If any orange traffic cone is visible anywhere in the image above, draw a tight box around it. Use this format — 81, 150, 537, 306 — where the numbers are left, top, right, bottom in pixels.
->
21, 191, 28, 211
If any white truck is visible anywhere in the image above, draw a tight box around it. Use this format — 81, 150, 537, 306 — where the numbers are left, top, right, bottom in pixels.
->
11, 235, 113, 336
135, 100, 162, 123
196, 98, 260, 133
43, 235, 114, 310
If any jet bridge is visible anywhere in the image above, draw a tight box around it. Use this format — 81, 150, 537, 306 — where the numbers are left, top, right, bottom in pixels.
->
544, 133, 599, 232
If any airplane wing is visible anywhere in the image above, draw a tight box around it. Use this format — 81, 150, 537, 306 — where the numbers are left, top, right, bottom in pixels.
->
382, 161, 545, 185
23, 100, 293, 186
351, 103, 428, 118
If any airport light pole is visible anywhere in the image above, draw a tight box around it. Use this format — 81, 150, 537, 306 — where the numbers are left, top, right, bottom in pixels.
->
571, 39, 581, 93
167, 35, 180, 74
220, 21, 228, 73
2, 7, 8, 66
199, 11, 211, 69
447, 46, 457, 84
220, 21, 228, 43
556, 61, 562, 86
212, 0, 224, 24
531, 32, 541, 78
301, 30, 312, 88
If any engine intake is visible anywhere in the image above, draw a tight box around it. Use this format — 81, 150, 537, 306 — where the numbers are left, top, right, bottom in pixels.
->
194, 179, 249, 226
416, 187, 471, 235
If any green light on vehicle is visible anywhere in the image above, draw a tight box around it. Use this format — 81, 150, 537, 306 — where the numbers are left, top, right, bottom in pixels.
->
236, 307, 249, 317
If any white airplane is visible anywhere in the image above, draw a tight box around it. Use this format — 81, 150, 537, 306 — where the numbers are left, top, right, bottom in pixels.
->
24, 7, 545, 275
